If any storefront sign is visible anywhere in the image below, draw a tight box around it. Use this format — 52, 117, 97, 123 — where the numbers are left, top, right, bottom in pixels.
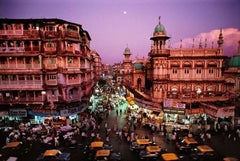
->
30, 109, 59, 116
60, 106, 82, 117
216, 106, 235, 117
9, 109, 27, 117
0, 111, 8, 116
163, 108, 185, 115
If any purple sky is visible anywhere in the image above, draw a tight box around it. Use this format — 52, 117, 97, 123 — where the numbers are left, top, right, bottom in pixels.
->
0, 0, 240, 65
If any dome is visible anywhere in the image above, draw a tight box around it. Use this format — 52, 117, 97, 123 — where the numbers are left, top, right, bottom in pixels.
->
154, 24, 166, 33
124, 47, 130, 52
153, 17, 167, 36
134, 63, 143, 70
228, 55, 240, 67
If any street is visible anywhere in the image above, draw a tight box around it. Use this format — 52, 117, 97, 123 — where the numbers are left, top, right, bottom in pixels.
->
12, 100, 240, 161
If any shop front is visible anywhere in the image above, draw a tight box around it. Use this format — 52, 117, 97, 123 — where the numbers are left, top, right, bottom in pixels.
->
200, 102, 235, 130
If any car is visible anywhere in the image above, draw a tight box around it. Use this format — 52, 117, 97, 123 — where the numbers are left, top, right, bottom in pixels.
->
130, 139, 151, 152
175, 137, 199, 153
189, 145, 217, 161
36, 149, 70, 161
0, 141, 31, 160
94, 149, 121, 161
139, 145, 163, 160
160, 153, 180, 161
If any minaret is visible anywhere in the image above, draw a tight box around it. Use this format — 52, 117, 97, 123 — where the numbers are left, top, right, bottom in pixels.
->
123, 45, 132, 63
217, 29, 224, 55
238, 40, 240, 56
217, 28, 224, 48
149, 17, 170, 56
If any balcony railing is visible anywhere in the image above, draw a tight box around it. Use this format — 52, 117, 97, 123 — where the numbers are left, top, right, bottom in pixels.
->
147, 74, 170, 80
0, 80, 43, 89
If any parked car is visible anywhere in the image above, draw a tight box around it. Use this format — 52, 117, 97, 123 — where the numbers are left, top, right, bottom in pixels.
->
0, 141, 32, 160
36, 149, 70, 161
139, 145, 164, 160
160, 153, 179, 161
175, 137, 199, 153
189, 145, 217, 161
130, 139, 151, 152
94, 149, 121, 161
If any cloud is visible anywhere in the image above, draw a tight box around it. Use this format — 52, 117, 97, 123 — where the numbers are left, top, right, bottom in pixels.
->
172, 28, 240, 57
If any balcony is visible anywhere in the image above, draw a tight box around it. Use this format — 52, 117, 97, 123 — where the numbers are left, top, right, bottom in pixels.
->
44, 46, 57, 52
44, 31, 60, 38
45, 79, 58, 86
149, 49, 170, 57
0, 47, 25, 52
0, 80, 43, 90
64, 31, 80, 39
147, 74, 170, 80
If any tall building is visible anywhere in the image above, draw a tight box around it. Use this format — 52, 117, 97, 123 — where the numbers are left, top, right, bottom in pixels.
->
0, 18, 100, 123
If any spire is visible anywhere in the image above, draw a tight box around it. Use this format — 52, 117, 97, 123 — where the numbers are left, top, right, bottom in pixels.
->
192, 38, 195, 48
158, 16, 161, 25
238, 40, 240, 55
204, 38, 207, 48
180, 39, 182, 48
217, 28, 224, 48
199, 39, 202, 48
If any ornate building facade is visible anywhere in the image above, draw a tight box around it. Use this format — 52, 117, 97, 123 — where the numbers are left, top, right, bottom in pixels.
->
147, 18, 228, 105
119, 18, 236, 125
0, 18, 101, 121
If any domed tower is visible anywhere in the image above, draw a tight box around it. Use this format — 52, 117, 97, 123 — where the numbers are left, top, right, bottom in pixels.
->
123, 46, 132, 63
122, 46, 133, 85
148, 17, 170, 102
149, 16, 170, 56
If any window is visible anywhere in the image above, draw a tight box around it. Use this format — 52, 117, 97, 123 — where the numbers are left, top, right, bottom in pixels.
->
34, 75, 41, 80
196, 68, 202, 74
26, 57, 31, 64
15, 24, 22, 30
19, 75, 25, 80
46, 42, 55, 48
48, 58, 56, 64
67, 25, 78, 31
47, 75, 56, 80
26, 75, 33, 80
0, 57, 7, 64
184, 68, 189, 74
68, 57, 73, 63
24, 41, 30, 47
172, 68, 177, 74
10, 75, 16, 81
1, 75, 8, 80
33, 41, 39, 46
46, 26, 55, 31
209, 68, 214, 74
7, 24, 13, 30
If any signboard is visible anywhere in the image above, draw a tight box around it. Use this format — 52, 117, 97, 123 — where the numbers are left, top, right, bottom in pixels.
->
9, 109, 27, 117
163, 108, 185, 115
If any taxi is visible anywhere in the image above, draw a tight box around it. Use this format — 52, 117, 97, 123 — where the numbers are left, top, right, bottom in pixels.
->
91, 141, 104, 149
175, 137, 199, 153
190, 145, 216, 161
139, 145, 162, 160
0, 141, 28, 160
161, 153, 179, 161
95, 149, 121, 161
130, 139, 151, 151
36, 149, 71, 161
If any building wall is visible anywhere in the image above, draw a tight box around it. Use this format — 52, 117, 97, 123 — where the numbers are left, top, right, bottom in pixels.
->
0, 18, 97, 111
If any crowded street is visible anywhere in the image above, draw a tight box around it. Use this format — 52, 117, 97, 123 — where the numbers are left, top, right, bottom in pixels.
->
0, 82, 240, 161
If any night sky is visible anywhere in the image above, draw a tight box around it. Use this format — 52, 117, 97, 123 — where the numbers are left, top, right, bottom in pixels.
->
0, 0, 239, 64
